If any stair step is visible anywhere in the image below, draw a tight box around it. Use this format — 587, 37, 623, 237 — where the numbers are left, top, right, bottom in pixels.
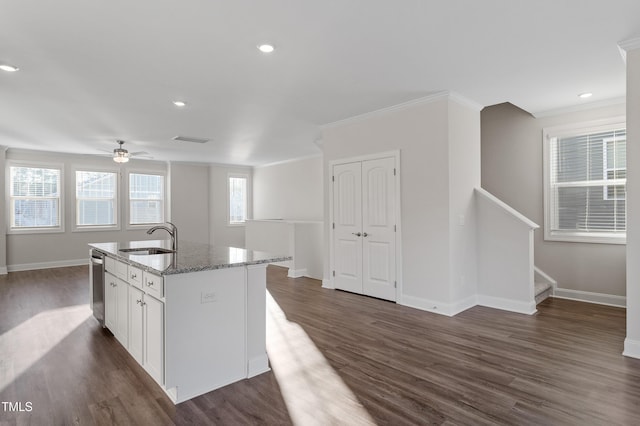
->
535, 282, 553, 304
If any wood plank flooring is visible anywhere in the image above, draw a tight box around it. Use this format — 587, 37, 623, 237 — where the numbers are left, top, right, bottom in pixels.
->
1, 265, 640, 425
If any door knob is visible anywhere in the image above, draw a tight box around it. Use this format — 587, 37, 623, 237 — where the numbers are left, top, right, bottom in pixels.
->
352, 232, 362, 237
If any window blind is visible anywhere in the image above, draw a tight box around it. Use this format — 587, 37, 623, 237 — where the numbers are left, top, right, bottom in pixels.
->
10, 166, 61, 228
129, 173, 164, 225
549, 128, 626, 235
76, 171, 117, 226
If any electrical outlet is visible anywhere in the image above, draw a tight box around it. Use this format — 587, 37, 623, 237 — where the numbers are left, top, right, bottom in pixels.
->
201, 291, 217, 304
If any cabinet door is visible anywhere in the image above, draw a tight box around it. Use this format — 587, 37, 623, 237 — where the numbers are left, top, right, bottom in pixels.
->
128, 286, 144, 364
104, 272, 118, 332
144, 295, 164, 385
114, 278, 129, 347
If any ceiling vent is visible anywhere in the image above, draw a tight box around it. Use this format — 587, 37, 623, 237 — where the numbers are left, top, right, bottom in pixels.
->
172, 136, 210, 144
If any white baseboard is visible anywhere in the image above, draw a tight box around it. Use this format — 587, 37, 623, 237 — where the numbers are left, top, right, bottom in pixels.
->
400, 294, 477, 317
0, 266, 7, 275
321, 278, 334, 289
8, 258, 88, 272
450, 295, 478, 316
247, 354, 270, 378
476, 295, 537, 315
287, 268, 308, 278
623, 338, 640, 359
553, 287, 626, 308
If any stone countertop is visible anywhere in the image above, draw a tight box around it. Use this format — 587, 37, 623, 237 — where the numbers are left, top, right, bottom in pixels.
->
88, 239, 291, 276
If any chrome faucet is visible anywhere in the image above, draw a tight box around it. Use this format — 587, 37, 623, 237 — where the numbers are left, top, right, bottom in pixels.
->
147, 221, 178, 252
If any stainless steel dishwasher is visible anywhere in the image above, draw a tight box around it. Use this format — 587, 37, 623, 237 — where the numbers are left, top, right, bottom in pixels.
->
90, 249, 105, 326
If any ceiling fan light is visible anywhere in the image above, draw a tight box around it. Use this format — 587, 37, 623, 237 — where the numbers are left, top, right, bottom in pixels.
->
113, 148, 130, 163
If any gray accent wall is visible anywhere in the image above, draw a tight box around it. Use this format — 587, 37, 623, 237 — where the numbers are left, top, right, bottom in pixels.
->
1, 149, 249, 270
481, 102, 626, 296
0, 147, 6, 272
169, 163, 209, 244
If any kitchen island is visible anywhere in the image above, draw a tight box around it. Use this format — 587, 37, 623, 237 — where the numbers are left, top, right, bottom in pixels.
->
89, 239, 290, 404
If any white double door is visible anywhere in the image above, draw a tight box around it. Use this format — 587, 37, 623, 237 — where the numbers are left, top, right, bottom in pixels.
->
333, 156, 397, 302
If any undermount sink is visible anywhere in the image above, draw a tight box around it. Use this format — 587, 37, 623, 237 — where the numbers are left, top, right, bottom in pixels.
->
119, 247, 176, 255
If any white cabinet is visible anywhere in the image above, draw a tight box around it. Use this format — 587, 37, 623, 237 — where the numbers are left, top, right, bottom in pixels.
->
105, 271, 129, 347
128, 285, 165, 385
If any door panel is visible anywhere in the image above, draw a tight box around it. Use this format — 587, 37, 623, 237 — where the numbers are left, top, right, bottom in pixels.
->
144, 295, 164, 385
333, 162, 363, 294
115, 278, 129, 346
362, 157, 396, 301
128, 286, 144, 363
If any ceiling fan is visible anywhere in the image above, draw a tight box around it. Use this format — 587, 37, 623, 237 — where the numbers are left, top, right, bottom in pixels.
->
103, 140, 152, 163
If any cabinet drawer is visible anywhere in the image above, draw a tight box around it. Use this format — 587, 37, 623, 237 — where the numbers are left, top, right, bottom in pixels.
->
128, 265, 143, 289
105, 256, 116, 274
143, 271, 164, 299
115, 259, 128, 281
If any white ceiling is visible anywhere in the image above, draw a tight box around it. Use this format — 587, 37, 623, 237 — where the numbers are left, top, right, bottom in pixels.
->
1, 0, 639, 166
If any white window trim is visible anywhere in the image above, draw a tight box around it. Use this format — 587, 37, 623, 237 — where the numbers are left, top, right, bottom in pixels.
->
126, 169, 167, 230
543, 116, 626, 245
227, 173, 249, 226
72, 166, 121, 232
6, 160, 65, 234
602, 136, 626, 201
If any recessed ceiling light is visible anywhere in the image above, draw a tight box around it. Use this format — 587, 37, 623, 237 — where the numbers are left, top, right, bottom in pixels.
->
0, 64, 19, 72
257, 44, 275, 53
578, 92, 593, 99
173, 100, 186, 107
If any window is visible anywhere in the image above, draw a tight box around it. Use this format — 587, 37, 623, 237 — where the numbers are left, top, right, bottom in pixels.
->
229, 175, 247, 224
8, 164, 62, 232
543, 118, 626, 244
129, 173, 165, 225
75, 170, 118, 229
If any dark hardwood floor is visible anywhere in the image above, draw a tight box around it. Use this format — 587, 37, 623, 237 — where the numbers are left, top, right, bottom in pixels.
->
1, 265, 640, 425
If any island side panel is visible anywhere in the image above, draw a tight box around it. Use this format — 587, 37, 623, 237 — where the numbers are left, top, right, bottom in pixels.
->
246, 263, 270, 377
164, 267, 247, 403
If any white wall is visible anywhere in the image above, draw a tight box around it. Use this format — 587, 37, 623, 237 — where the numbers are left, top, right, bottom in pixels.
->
448, 100, 480, 303
4, 149, 167, 270
252, 156, 323, 221
625, 47, 640, 357
481, 102, 627, 297
209, 164, 252, 248
321, 94, 481, 311
476, 189, 537, 313
169, 163, 209, 244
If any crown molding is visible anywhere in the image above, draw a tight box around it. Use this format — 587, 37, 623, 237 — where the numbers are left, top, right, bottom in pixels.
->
448, 91, 484, 112
321, 91, 483, 130
531, 97, 626, 119
618, 36, 640, 63
253, 153, 323, 169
